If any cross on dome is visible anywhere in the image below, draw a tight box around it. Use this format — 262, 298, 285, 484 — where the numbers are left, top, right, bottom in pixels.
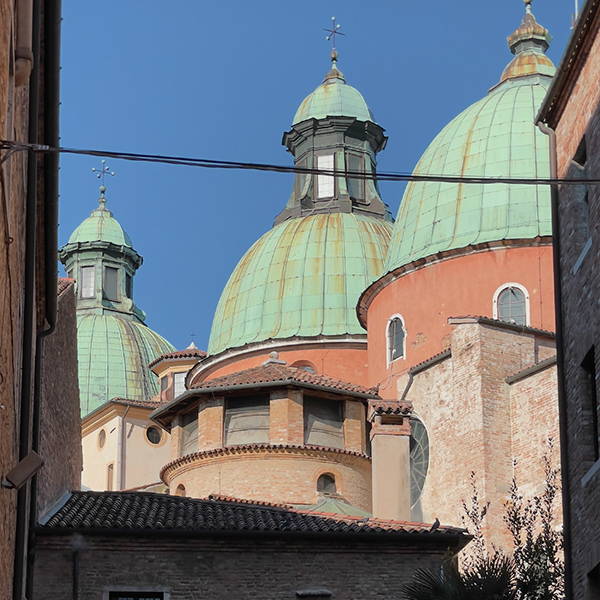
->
91, 159, 115, 203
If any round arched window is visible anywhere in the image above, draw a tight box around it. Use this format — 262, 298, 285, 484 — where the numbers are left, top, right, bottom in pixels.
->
146, 426, 162, 445
317, 473, 336, 494
98, 428, 106, 449
410, 419, 429, 508
174, 484, 186, 497
498, 287, 526, 325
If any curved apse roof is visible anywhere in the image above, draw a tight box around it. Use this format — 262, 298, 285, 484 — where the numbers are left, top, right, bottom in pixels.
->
208, 213, 392, 356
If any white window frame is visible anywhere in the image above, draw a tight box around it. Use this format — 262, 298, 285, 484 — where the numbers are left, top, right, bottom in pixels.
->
79, 265, 95, 299
387, 314, 407, 365
316, 154, 335, 199
173, 372, 187, 398
493, 282, 530, 326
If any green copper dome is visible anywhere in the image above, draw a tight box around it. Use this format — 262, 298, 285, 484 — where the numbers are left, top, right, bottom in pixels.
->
208, 213, 392, 356
385, 6, 555, 273
293, 63, 375, 125
68, 197, 133, 247
77, 314, 175, 415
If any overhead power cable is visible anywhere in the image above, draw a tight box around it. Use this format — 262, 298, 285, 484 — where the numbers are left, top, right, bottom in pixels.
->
0, 140, 594, 186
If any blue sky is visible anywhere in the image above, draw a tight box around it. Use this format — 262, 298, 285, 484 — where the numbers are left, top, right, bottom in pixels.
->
58, 0, 574, 351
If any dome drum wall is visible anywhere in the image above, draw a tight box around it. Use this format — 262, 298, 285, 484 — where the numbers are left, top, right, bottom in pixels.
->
364, 244, 555, 393
162, 447, 372, 513
191, 340, 370, 387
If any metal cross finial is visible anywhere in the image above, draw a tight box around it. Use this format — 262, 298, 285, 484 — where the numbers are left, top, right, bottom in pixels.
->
190, 332, 196, 342
324, 17, 344, 52
92, 159, 115, 198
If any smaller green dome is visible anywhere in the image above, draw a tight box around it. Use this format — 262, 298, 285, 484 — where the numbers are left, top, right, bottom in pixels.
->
68, 197, 133, 247
77, 313, 176, 416
293, 65, 375, 125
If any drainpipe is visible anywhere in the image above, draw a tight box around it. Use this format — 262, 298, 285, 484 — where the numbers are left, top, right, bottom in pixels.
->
119, 405, 131, 490
537, 121, 573, 600
12, 0, 41, 596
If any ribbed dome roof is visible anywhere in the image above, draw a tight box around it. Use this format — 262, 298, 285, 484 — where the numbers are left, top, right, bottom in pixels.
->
208, 213, 392, 356
68, 197, 133, 247
293, 67, 375, 125
77, 314, 176, 416
385, 7, 554, 274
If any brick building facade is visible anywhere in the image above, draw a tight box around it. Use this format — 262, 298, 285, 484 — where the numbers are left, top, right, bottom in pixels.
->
537, 0, 600, 597
33, 491, 470, 600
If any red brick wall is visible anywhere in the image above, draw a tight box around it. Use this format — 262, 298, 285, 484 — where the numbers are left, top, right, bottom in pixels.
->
406, 321, 559, 554
33, 535, 455, 600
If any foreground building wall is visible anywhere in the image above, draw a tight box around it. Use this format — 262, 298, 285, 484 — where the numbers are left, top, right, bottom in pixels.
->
0, 0, 61, 597
538, 2, 600, 596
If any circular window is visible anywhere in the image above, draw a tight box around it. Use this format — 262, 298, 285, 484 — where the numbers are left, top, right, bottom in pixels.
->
98, 428, 106, 449
146, 426, 162, 445
409, 418, 429, 508
317, 473, 336, 494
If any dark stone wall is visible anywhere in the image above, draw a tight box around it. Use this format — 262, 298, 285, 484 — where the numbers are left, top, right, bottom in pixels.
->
38, 282, 82, 518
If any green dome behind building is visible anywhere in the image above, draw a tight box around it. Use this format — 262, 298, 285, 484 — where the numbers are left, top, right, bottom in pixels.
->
208, 213, 392, 356
59, 191, 176, 416
385, 5, 555, 274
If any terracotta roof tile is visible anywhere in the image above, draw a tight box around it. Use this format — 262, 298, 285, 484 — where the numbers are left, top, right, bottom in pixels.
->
148, 348, 206, 368
39, 491, 468, 540
368, 400, 412, 416
193, 364, 378, 397
57, 277, 75, 296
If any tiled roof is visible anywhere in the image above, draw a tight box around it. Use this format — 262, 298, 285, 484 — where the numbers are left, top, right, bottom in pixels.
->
148, 347, 207, 369
192, 364, 378, 397
38, 491, 468, 541
368, 400, 412, 416
57, 277, 75, 296
110, 397, 164, 409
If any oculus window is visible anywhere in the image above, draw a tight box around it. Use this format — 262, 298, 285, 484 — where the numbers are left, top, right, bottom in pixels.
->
317, 473, 336, 494
224, 395, 270, 446
79, 266, 95, 298
497, 287, 527, 325
387, 316, 406, 363
316, 154, 335, 198
304, 396, 343, 448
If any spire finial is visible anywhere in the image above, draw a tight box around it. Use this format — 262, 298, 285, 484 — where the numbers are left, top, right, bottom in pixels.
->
92, 160, 115, 205
524, 0, 533, 14
324, 16, 344, 65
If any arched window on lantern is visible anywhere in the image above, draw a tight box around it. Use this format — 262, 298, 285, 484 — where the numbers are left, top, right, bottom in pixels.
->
387, 315, 406, 363
493, 283, 530, 326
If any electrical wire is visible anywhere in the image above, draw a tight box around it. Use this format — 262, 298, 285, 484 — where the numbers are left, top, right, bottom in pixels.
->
0, 139, 595, 186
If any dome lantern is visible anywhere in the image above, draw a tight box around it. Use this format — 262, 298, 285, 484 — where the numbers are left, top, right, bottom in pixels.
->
275, 50, 392, 225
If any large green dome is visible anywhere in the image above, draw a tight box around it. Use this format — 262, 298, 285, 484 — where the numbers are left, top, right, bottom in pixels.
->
208, 213, 392, 356
77, 314, 175, 415
293, 67, 375, 125
385, 7, 555, 273
68, 198, 133, 247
